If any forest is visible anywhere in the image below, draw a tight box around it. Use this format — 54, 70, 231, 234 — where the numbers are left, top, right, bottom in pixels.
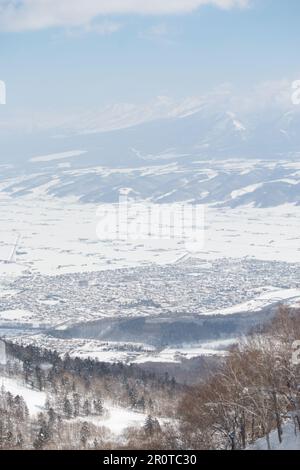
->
1, 305, 300, 450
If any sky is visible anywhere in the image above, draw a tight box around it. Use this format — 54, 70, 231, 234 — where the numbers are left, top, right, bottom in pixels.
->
0, 0, 300, 131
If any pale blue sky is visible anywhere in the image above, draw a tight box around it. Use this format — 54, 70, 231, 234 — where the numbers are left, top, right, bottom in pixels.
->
0, 0, 299, 120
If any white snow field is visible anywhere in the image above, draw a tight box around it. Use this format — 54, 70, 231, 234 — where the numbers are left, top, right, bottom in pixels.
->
74, 405, 148, 437
0, 376, 46, 415
210, 288, 300, 316
0, 309, 34, 323
30, 150, 87, 163
0, 190, 300, 278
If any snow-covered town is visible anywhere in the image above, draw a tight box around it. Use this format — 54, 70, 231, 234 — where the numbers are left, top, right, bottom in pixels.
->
1, 258, 300, 330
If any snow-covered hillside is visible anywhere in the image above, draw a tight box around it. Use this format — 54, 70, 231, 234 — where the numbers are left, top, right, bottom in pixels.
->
1, 158, 300, 207
0, 373, 150, 438
249, 420, 300, 450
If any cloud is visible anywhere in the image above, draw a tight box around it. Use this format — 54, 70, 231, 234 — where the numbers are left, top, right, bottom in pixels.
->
147, 23, 169, 38
66, 21, 122, 37
0, 0, 250, 32
141, 23, 176, 45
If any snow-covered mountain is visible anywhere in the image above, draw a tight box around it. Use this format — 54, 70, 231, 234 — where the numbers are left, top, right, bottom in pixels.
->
1, 91, 300, 207
1, 157, 300, 207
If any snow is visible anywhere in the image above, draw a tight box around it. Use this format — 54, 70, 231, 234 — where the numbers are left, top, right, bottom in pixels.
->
0, 263, 26, 277
249, 420, 300, 450
0, 191, 300, 278
1, 156, 300, 278
38, 299, 60, 306
0, 376, 46, 415
30, 150, 87, 163
231, 184, 262, 199
0, 289, 18, 298
70, 349, 135, 363
133, 339, 236, 364
0, 309, 34, 322
76, 405, 147, 436
271, 178, 299, 185
210, 288, 300, 316
226, 111, 246, 132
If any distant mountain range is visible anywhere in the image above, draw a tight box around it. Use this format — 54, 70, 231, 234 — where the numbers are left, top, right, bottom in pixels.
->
1, 91, 300, 207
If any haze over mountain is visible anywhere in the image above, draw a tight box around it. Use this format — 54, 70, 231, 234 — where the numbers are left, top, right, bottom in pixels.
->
1, 84, 300, 207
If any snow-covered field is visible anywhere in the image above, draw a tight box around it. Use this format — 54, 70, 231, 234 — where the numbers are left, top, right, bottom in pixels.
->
210, 288, 300, 316
0, 191, 300, 277
0, 309, 34, 323
74, 405, 148, 437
